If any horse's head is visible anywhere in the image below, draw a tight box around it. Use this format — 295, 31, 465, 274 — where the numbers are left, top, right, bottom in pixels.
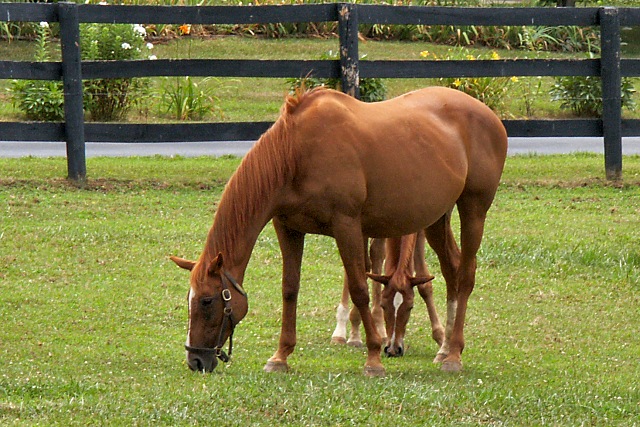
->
368, 272, 434, 357
170, 253, 248, 372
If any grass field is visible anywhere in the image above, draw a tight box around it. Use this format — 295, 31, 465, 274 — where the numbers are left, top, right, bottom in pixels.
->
1, 154, 640, 425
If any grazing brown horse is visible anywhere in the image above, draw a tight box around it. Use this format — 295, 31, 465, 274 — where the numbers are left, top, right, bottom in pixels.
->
331, 232, 446, 357
171, 86, 507, 376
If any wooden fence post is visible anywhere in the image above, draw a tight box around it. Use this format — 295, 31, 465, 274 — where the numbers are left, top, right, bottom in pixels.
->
599, 7, 622, 181
338, 3, 359, 98
59, 2, 86, 184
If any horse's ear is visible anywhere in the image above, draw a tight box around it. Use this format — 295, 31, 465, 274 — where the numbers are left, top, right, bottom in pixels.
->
367, 273, 391, 286
170, 256, 196, 271
207, 253, 224, 277
409, 275, 435, 287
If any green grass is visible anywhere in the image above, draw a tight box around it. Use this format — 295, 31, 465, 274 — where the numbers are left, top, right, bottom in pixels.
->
1, 154, 639, 425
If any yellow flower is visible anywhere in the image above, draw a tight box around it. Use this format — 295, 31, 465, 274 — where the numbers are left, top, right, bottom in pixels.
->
491, 51, 501, 60
466, 54, 476, 61
420, 50, 429, 58
453, 78, 462, 87
510, 76, 519, 83
179, 24, 191, 35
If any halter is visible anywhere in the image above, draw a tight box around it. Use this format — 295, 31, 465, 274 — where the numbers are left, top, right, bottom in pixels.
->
184, 270, 248, 364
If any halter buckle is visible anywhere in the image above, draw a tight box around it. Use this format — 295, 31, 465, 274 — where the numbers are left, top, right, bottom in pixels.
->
221, 288, 232, 301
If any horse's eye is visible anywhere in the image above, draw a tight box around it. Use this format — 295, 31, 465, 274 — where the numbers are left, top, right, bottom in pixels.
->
201, 297, 214, 307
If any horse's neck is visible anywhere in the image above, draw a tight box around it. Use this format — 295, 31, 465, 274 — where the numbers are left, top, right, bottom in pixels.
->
206, 195, 273, 283
203, 115, 296, 281
206, 147, 291, 281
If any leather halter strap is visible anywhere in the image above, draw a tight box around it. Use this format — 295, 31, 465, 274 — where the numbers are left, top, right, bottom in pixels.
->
184, 271, 247, 363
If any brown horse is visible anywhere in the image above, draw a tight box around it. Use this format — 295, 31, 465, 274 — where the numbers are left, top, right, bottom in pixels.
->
331, 232, 446, 357
171, 86, 508, 376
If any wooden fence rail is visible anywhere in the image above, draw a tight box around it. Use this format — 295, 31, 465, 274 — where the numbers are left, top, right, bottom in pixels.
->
1, 2, 639, 181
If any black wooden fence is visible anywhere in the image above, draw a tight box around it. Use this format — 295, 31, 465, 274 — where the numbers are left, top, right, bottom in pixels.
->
1, 2, 640, 181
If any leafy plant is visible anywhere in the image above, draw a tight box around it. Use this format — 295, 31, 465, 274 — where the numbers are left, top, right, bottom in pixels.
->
160, 76, 224, 120
550, 75, 637, 117
550, 53, 636, 117
9, 22, 65, 122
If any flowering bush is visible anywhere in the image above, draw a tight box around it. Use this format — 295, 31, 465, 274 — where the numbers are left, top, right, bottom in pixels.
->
11, 22, 154, 122
81, 23, 154, 121
420, 49, 517, 114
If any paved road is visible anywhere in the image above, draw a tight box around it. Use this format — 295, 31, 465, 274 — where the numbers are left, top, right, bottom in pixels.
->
2, 137, 640, 158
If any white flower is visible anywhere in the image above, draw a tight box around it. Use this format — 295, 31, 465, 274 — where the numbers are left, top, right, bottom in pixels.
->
148, 55, 157, 60
146, 43, 154, 50
133, 24, 146, 37
39, 22, 49, 28
121, 42, 132, 50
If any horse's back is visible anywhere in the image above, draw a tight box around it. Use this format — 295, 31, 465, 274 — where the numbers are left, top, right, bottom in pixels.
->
280, 87, 507, 236
291, 87, 506, 186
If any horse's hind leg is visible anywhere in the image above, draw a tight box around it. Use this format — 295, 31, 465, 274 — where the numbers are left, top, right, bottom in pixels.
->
440, 195, 491, 372
413, 230, 445, 347
425, 212, 461, 365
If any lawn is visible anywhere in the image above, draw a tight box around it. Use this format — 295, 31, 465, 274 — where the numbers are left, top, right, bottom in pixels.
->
1, 154, 639, 425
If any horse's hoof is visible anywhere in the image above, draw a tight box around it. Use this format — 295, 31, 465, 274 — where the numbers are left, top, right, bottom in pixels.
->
364, 364, 386, 377
347, 340, 363, 348
263, 360, 289, 373
440, 360, 463, 372
331, 336, 347, 345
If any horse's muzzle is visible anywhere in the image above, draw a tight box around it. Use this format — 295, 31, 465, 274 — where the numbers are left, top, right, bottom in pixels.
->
384, 344, 404, 357
187, 350, 218, 372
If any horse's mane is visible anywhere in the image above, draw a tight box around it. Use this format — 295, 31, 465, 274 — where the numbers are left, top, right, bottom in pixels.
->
199, 86, 324, 270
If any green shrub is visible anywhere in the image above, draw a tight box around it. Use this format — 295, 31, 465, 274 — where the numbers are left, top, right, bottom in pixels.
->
9, 22, 66, 122
549, 50, 636, 117
550, 75, 637, 117
10, 79, 65, 122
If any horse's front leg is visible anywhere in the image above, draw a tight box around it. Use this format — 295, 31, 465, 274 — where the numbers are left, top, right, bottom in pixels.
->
264, 218, 305, 373
333, 217, 385, 377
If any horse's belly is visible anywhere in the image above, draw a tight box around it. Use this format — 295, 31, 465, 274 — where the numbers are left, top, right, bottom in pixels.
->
360, 173, 465, 237
360, 202, 453, 238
